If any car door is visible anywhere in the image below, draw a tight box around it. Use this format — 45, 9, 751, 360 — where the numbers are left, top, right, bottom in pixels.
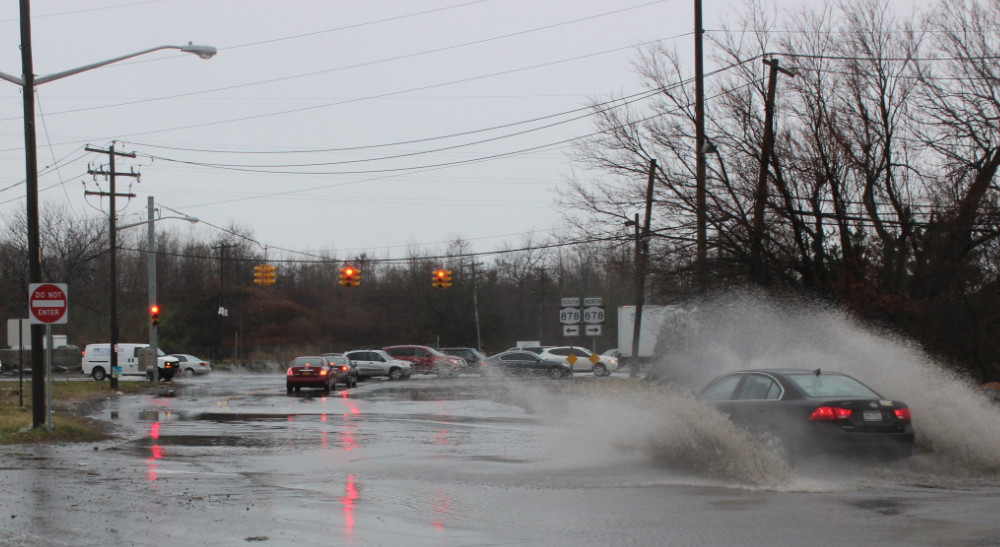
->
501, 352, 537, 375
122, 346, 141, 376
349, 352, 376, 376
411, 347, 434, 371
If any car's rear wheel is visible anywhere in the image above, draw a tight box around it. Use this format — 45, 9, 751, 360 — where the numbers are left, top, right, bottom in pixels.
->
323, 383, 331, 394
184, 368, 195, 377
91, 367, 107, 382
286, 386, 293, 395
388, 368, 403, 380
593, 364, 608, 377
549, 367, 565, 379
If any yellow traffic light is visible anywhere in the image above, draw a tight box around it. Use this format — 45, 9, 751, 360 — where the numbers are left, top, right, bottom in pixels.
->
254, 264, 277, 286
432, 268, 453, 289
339, 266, 361, 287
150, 304, 160, 326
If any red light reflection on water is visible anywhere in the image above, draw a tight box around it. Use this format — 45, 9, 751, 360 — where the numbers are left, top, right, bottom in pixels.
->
430, 488, 453, 531
340, 419, 359, 452
147, 422, 163, 481
433, 429, 450, 446
339, 391, 360, 414
341, 475, 358, 535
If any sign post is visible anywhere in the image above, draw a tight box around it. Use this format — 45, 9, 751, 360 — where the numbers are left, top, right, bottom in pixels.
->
28, 283, 68, 431
559, 297, 581, 337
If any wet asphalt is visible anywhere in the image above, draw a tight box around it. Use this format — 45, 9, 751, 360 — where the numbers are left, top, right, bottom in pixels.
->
2, 372, 1000, 546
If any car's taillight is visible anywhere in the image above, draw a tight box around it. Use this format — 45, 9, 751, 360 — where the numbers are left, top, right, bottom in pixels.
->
893, 408, 911, 421
320, 369, 328, 376
286, 368, 293, 376
809, 406, 853, 420
339, 366, 348, 371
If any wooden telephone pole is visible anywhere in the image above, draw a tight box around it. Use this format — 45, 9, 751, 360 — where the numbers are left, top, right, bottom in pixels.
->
85, 142, 138, 389
750, 59, 795, 285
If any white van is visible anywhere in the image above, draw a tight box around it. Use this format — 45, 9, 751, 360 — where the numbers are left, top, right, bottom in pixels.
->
82, 343, 180, 381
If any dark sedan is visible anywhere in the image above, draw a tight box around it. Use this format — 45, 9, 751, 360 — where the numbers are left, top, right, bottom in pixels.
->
484, 350, 572, 379
286, 356, 337, 395
322, 353, 358, 388
699, 369, 914, 459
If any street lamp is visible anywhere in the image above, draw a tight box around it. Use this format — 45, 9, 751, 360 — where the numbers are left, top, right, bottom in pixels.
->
119, 197, 198, 382
4, 1, 215, 425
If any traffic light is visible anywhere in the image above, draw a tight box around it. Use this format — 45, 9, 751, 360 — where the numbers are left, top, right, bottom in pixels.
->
150, 304, 160, 327
338, 266, 361, 287
254, 264, 277, 286
432, 268, 452, 289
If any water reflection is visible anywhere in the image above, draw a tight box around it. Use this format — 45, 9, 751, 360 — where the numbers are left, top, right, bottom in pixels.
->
147, 422, 163, 482
430, 488, 452, 531
342, 475, 358, 536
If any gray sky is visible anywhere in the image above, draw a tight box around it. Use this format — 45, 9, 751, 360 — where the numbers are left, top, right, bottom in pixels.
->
0, 0, 930, 263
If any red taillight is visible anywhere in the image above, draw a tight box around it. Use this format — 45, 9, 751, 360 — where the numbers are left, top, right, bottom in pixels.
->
320, 369, 328, 376
894, 408, 911, 421
809, 406, 853, 420
287, 368, 293, 376
339, 366, 349, 372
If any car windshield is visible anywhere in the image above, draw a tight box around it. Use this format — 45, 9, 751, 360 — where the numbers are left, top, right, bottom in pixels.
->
328, 356, 348, 366
787, 373, 880, 398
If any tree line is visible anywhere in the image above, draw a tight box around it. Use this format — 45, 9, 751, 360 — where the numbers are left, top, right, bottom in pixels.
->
0, 207, 633, 364
565, 0, 1000, 381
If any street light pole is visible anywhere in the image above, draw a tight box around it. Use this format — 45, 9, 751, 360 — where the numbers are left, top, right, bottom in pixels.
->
18, 0, 45, 427
2, 6, 215, 423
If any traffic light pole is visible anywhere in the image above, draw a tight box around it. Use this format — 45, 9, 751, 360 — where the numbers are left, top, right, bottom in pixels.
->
148, 196, 158, 382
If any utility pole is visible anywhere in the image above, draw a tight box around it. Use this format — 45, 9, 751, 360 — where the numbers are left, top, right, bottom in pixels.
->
630, 159, 657, 377
694, 0, 707, 291
85, 142, 138, 390
471, 261, 483, 352
750, 58, 794, 284
212, 243, 236, 361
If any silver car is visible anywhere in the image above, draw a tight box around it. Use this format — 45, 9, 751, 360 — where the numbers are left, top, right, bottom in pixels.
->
344, 349, 412, 380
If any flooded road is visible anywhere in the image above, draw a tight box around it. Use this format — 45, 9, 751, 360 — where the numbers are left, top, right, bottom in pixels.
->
2, 372, 1000, 546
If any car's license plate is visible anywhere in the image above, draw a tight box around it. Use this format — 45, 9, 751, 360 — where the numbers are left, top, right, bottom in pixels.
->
300, 370, 313, 376
863, 410, 882, 421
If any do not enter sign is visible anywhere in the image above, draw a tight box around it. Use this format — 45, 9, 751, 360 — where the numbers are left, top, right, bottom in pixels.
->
28, 283, 68, 324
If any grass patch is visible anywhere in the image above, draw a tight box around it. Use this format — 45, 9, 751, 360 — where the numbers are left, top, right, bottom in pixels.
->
0, 380, 153, 444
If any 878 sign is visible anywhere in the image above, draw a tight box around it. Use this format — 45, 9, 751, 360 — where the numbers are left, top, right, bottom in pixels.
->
583, 306, 605, 324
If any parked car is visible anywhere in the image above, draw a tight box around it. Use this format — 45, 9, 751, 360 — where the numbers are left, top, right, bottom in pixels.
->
440, 347, 487, 375
698, 368, 915, 460
171, 354, 212, 376
321, 353, 359, 388
382, 345, 467, 376
536, 346, 618, 376
344, 349, 412, 380
504, 345, 551, 355
82, 343, 180, 381
286, 355, 337, 395
483, 350, 572, 379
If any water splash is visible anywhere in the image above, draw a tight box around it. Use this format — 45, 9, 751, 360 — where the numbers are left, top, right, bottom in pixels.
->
654, 290, 1000, 478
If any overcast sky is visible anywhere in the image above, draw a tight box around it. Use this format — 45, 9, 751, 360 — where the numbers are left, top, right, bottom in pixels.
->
0, 0, 929, 265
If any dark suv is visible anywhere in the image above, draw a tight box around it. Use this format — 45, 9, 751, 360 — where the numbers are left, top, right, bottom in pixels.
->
440, 347, 487, 375
383, 345, 467, 376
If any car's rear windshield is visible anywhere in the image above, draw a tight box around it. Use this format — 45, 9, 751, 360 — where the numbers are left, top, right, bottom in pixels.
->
787, 373, 880, 398
293, 357, 325, 367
